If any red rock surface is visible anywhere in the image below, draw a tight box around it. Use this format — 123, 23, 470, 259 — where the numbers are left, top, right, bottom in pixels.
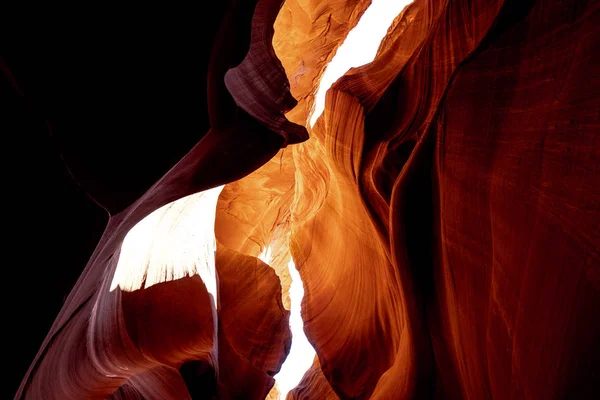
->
282, 0, 600, 398
11, 0, 299, 398
287, 358, 339, 400
273, 0, 372, 126
215, 147, 297, 309
5, 0, 599, 398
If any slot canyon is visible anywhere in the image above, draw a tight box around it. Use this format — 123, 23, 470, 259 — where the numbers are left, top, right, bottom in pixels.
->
3, 0, 599, 398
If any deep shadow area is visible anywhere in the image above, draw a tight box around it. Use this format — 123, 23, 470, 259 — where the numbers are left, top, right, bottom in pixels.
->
1, 3, 232, 397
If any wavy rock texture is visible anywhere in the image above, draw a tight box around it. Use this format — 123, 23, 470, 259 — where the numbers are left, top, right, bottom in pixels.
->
10, 0, 600, 398
273, 0, 372, 126
279, 0, 600, 399
215, 244, 291, 399
15, 0, 301, 398
287, 358, 338, 400
290, 92, 410, 399
215, 147, 297, 309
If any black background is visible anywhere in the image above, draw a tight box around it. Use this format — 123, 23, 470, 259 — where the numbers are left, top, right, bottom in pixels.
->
2, 4, 232, 397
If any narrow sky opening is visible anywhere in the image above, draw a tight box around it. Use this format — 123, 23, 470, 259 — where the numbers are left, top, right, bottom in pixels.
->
309, 0, 414, 128
110, 186, 224, 309
272, 257, 315, 398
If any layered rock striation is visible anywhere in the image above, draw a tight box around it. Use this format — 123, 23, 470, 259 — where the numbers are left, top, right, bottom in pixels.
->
10, 0, 600, 398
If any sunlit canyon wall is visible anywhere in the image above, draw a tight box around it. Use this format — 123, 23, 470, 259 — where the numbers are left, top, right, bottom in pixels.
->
15, 0, 600, 399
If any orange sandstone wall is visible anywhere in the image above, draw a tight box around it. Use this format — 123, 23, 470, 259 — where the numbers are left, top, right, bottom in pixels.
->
11, 0, 599, 398
277, 0, 600, 399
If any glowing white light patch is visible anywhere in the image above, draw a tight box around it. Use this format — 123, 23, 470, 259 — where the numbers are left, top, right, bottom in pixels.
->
258, 245, 273, 265
110, 186, 225, 305
273, 257, 316, 398
309, 0, 414, 127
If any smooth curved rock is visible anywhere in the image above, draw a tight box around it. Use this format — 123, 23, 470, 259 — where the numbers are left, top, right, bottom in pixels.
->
225, 0, 309, 146
273, 0, 372, 127
15, 0, 300, 398
10, 0, 600, 398
273, 0, 600, 398
290, 91, 408, 399
216, 243, 291, 399
215, 147, 297, 309
288, 358, 338, 400
108, 366, 193, 400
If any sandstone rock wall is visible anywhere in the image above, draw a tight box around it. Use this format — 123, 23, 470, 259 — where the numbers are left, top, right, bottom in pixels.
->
11, 0, 599, 398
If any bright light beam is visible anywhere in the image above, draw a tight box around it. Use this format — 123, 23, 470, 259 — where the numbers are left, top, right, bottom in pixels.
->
270, 2, 414, 397
273, 257, 315, 399
110, 186, 225, 308
309, 0, 414, 128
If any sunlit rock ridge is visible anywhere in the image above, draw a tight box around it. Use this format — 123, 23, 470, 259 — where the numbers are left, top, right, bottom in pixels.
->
14, 0, 600, 399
